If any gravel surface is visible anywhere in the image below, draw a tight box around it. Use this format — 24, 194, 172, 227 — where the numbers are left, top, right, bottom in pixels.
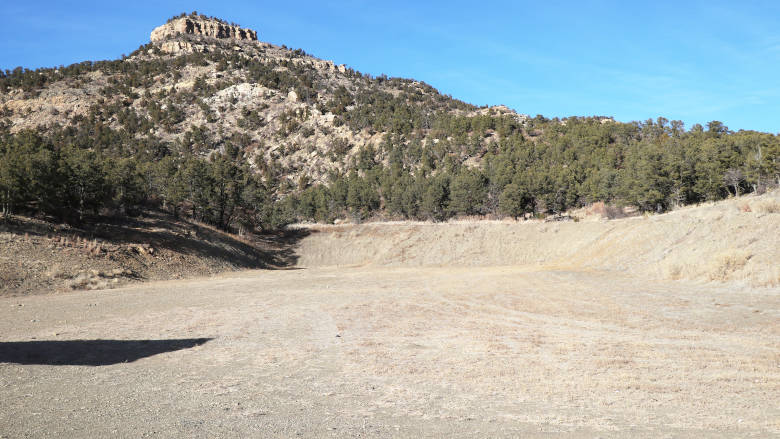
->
1, 266, 778, 437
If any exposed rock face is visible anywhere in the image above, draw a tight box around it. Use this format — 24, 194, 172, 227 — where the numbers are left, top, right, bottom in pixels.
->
151, 17, 258, 43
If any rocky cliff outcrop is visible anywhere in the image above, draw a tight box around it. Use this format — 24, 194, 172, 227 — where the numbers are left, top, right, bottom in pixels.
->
151, 17, 258, 43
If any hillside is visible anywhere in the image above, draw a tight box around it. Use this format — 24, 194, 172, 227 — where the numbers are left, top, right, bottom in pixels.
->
3, 188, 776, 295
0, 211, 305, 296
296, 190, 780, 287
0, 13, 477, 214
1, 12, 779, 233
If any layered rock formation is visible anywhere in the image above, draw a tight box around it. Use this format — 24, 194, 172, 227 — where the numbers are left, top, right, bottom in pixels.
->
151, 17, 258, 43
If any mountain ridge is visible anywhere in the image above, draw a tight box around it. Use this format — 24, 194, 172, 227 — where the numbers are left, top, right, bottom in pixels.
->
0, 13, 778, 232
151, 16, 258, 43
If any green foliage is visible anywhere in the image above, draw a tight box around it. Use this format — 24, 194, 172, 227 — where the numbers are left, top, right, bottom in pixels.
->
420, 174, 450, 221
3, 38, 780, 230
0, 125, 288, 231
345, 171, 380, 220
499, 183, 532, 219
448, 169, 487, 216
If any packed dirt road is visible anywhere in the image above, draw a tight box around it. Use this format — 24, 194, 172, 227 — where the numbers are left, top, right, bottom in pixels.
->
1, 265, 778, 437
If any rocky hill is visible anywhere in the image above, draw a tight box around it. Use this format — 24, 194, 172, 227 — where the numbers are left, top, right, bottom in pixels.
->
151, 16, 258, 43
0, 12, 778, 232
0, 13, 488, 188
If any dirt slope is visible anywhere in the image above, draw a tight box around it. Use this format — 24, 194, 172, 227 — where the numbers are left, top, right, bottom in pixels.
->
0, 211, 306, 296
296, 191, 780, 287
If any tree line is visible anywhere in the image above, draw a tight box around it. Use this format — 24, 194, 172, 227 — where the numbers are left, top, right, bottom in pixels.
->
288, 116, 780, 222
0, 125, 290, 230
2, 40, 779, 231
2, 112, 778, 230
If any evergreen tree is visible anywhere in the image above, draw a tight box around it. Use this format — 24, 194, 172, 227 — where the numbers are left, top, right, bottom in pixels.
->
449, 168, 487, 216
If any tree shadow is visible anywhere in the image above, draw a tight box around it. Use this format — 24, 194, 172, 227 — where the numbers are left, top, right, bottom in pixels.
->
84, 212, 312, 270
0, 211, 314, 270
0, 338, 212, 366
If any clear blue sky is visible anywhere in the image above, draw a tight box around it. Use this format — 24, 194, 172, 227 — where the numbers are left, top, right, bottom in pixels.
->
2, 1, 780, 133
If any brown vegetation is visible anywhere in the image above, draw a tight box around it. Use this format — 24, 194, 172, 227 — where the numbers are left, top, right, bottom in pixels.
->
296, 190, 780, 287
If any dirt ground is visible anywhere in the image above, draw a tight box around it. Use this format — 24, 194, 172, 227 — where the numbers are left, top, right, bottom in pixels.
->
1, 265, 778, 438
0, 212, 306, 296
1, 194, 778, 437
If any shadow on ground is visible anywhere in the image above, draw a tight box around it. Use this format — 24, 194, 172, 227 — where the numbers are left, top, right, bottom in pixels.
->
0, 338, 212, 366
86, 212, 312, 269
0, 211, 313, 270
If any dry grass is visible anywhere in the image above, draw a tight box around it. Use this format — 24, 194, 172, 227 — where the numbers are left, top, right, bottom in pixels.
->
298, 191, 780, 287
44, 263, 69, 280
664, 263, 684, 280
751, 198, 780, 214
665, 249, 756, 283
747, 265, 780, 287
63, 268, 132, 290
707, 249, 752, 281
585, 201, 625, 219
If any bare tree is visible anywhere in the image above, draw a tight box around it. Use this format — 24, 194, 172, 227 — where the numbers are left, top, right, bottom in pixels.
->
723, 168, 743, 197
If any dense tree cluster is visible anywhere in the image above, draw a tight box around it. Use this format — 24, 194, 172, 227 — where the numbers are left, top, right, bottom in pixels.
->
285, 117, 780, 222
2, 40, 779, 232
0, 123, 290, 230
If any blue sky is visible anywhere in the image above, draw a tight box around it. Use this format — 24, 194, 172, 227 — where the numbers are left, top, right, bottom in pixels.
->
2, 1, 779, 133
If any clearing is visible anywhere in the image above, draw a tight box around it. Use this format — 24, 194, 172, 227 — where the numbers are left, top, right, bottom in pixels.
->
0, 193, 779, 437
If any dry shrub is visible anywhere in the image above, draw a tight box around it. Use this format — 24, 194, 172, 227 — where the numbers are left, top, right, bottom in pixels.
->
449, 215, 484, 223
66, 272, 91, 289
707, 250, 751, 281
89, 280, 109, 290
64, 268, 132, 290
751, 199, 780, 214
588, 201, 607, 217
665, 263, 683, 280
587, 202, 622, 220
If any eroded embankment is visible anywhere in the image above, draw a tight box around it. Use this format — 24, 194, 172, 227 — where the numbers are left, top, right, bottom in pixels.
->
295, 193, 780, 286
0, 212, 305, 295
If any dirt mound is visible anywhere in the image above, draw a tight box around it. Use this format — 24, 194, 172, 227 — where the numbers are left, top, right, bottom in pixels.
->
295, 191, 780, 287
0, 211, 306, 296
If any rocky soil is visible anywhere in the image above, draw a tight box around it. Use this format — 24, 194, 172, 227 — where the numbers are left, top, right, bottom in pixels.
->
0, 212, 305, 296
